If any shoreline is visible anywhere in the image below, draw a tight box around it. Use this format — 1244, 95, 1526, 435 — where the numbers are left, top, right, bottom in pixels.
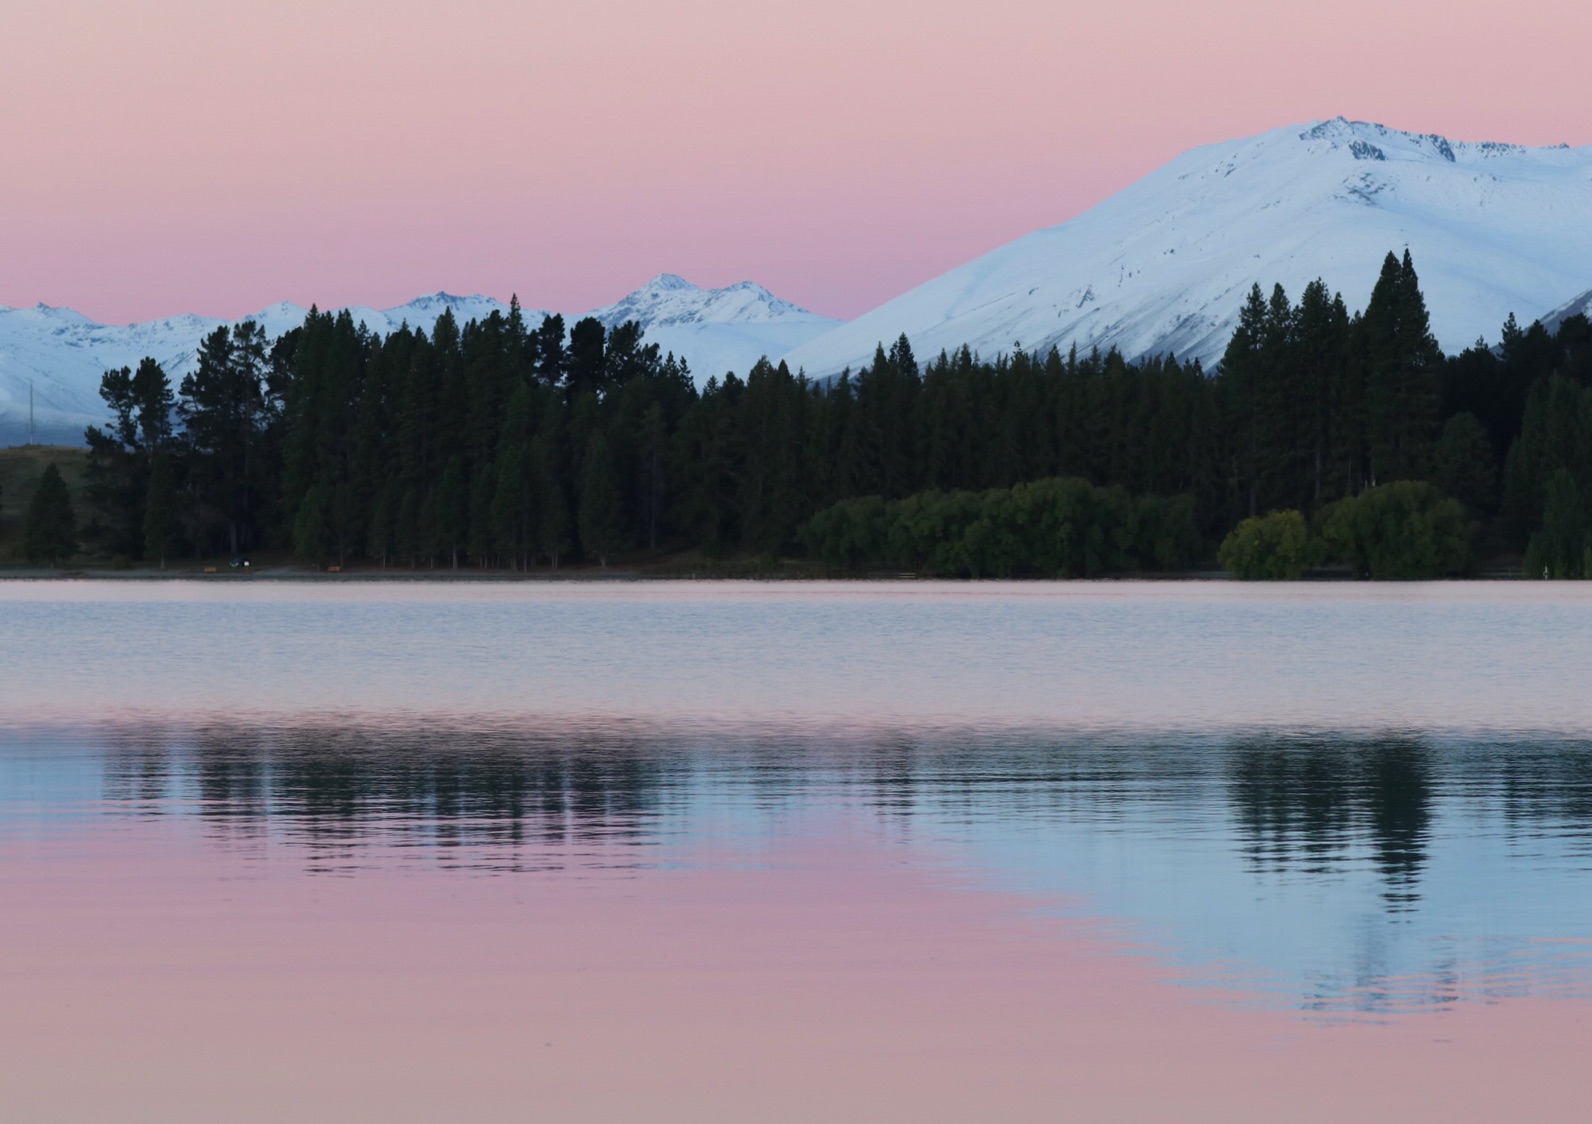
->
0, 565, 1530, 582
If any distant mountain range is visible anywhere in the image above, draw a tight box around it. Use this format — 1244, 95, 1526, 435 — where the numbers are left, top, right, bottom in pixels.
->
0, 279, 837, 445
6, 117, 1591, 446
782, 118, 1592, 376
589, 274, 839, 385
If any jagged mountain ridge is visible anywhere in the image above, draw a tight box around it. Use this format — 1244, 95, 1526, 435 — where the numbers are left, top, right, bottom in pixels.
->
781, 118, 1592, 377
0, 293, 531, 446
588, 274, 839, 383
0, 279, 834, 445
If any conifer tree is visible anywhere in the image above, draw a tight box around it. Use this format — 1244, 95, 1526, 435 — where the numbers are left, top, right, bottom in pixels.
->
292, 481, 332, 565
433, 458, 467, 569
1363, 251, 1442, 484
82, 358, 173, 558
567, 318, 608, 400
21, 464, 77, 566
638, 401, 666, 552
531, 408, 570, 569
490, 384, 535, 568
131, 356, 175, 454
1221, 284, 1270, 517
468, 461, 496, 566
534, 314, 568, 388
1432, 412, 1496, 514
579, 431, 623, 566
142, 451, 178, 569
366, 481, 395, 567
178, 321, 269, 555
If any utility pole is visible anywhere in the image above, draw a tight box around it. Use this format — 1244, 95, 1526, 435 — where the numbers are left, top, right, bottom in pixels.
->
29, 380, 36, 446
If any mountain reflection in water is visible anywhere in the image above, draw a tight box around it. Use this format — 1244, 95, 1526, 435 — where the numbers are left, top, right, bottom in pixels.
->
11, 721, 1592, 1018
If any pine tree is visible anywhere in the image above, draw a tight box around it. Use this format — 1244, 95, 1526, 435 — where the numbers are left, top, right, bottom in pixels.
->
578, 431, 623, 566
178, 322, 269, 555
131, 356, 175, 454
142, 450, 179, 569
292, 481, 332, 564
1294, 280, 1348, 506
366, 481, 395, 567
468, 460, 496, 566
531, 408, 570, 569
433, 458, 467, 569
21, 464, 77, 566
1221, 284, 1270, 517
638, 401, 666, 552
567, 318, 608, 401
82, 359, 173, 558
534, 314, 567, 388
1364, 251, 1442, 484
490, 383, 535, 568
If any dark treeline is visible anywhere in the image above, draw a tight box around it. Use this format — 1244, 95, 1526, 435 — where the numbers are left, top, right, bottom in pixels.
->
75, 251, 1592, 575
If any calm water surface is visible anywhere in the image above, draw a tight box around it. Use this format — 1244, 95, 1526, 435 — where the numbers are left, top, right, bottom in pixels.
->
4, 580, 1592, 1120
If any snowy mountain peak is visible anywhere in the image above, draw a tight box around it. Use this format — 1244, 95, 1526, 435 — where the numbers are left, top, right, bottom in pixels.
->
1298, 118, 1458, 163
575, 277, 840, 382
400, 291, 484, 311
24, 302, 94, 325
638, 273, 700, 294
591, 276, 831, 330
782, 118, 1592, 378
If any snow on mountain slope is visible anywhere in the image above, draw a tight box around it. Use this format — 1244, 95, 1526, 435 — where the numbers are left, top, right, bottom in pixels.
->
0, 293, 530, 446
0, 277, 832, 444
782, 118, 1592, 377
587, 274, 839, 381
1538, 287, 1592, 336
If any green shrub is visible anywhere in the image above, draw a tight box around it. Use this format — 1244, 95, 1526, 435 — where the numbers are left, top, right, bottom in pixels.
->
1218, 510, 1310, 580
1317, 481, 1473, 579
801, 478, 1200, 577
1522, 468, 1586, 578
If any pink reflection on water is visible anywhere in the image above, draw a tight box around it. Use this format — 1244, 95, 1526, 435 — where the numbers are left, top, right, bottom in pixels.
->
2, 823, 1588, 1122
6, 580, 1592, 734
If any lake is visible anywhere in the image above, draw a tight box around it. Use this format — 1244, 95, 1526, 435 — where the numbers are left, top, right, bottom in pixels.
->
3, 580, 1591, 1121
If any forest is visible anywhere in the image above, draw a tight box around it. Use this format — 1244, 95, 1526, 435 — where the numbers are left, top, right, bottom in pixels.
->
12, 250, 1592, 578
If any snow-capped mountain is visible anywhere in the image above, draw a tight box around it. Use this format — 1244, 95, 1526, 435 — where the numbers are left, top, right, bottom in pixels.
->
1538, 287, 1592, 337
782, 118, 1592, 377
0, 278, 837, 446
0, 293, 527, 445
587, 274, 839, 380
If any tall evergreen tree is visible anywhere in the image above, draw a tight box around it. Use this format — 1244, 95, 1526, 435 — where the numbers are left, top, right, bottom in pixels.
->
178, 322, 269, 555
21, 464, 77, 566
142, 450, 179, 569
1363, 251, 1442, 484
82, 358, 173, 558
1221, 284, 1270, 517
433, 457, 467, 569
578, 431, 623, 566
567, 317, 608, 400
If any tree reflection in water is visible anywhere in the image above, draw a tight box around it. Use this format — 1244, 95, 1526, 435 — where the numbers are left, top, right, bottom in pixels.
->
82, 721, 1592, 1013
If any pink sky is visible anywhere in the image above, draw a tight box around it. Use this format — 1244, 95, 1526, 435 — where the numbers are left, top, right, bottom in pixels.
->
3, 0, 1589, 324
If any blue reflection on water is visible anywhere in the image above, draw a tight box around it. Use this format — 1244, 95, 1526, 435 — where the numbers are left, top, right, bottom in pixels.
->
5, 720, 1592, 1018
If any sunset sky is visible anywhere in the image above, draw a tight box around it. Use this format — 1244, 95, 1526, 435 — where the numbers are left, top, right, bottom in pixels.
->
3, 0, 1588, 324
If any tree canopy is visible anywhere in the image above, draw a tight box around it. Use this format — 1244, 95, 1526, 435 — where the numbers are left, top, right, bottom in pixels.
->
57, 253, 1591, 580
